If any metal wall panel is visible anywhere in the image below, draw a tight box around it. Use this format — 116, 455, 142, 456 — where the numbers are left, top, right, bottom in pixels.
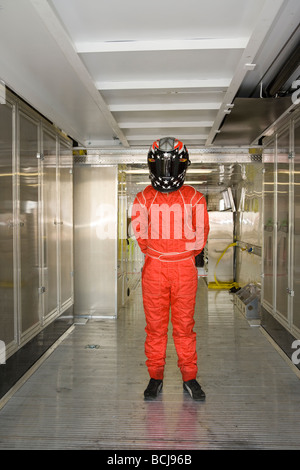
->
234, 163, 262, 286
261, 111, 300, 360
59, 139, 73, 309
0, 101, 15, 347
293, 121, 300, 331
262, 144, 275, 309
237, 165, 263, 247
117, 187, 127, 310
74, 165, 117, 317
262, 109, 300, 341
0, 88, 74, 364
275, 130, 290, 322
19, 112, 40, 336
206, 212, 233, 283
42, 129, 58, 319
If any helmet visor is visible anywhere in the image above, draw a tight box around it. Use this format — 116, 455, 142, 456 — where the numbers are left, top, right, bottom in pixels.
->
148, 154, 188, 179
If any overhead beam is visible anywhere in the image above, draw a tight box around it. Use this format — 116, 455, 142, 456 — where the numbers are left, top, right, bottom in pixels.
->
118, 121, 214, 129
109, 103, 221, 112
97, 79, 231, 91
29, 0, 130, 147
76, 37, 249, 53
126, 134, 209, 141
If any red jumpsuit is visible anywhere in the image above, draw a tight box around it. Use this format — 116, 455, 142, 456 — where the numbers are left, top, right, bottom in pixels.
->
131, 184, 209, 382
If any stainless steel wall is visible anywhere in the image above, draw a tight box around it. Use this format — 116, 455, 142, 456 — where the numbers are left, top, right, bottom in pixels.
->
0, 101, 14, 351
42, 129, 59, 319
206, 212, 234, 284
262, 109, 300, 339
293, 122, 300, 331
234, 162, 262, 286
0, 90, 73, 360
59, 140, 74, 311
73, 165, 118, 317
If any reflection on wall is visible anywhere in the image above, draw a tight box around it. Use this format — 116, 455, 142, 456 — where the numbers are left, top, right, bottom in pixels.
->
234, 162, 263, 287
73, 165, 117, 317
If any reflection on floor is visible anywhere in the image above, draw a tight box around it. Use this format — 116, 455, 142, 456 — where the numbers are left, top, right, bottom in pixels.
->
0, 279, 300, 450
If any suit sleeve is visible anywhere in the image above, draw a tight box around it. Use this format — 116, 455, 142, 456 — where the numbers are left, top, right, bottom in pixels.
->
131, 195, 149, 254
193, 195, 209, 256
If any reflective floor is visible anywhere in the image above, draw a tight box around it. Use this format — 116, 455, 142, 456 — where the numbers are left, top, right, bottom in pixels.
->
0, 279, 300, 450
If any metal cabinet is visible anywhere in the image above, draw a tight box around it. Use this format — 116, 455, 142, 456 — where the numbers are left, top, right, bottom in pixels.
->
262, 113, 300, 339
19, 112, 40, 338
292, 121, 300, 332
58, 140, 73, 311
262, 143, 275, 310
0, 90, 73, 360
42, 129, 59, 320
0, 101, 14, 354
275, 130, 290, 323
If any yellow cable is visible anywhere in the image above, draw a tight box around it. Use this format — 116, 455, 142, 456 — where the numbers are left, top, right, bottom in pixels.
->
208, 242, 239, 290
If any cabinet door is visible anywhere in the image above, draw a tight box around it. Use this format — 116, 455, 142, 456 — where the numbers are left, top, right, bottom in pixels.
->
0, 102, 14, 346
42, 130, 58, 318
276, 131, 290, 321
293, 122, 300, 330
263, 143, 275, 308
19, 112, 40, 334
59, 140, 73, 308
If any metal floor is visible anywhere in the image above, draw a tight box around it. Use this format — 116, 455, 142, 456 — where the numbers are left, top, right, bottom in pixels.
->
1, 279, 300, 450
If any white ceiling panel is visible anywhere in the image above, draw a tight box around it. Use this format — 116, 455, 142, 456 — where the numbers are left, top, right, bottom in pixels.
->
50, 0, 266, 42
0, 0, 298, 150
79, 49, 243, 82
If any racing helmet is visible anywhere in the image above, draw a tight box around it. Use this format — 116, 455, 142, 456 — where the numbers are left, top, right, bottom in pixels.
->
147, 137, 190, 192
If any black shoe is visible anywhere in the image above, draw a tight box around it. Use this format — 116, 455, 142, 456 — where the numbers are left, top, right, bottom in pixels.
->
183, 379, 206, 401
144, 378, 163, 400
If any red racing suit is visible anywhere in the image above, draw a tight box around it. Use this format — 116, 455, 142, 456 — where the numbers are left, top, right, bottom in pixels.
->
131, 184, 209, 382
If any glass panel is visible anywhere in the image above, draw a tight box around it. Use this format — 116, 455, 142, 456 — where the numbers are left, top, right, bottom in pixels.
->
59, 140, 73, 306
19, 113, 40, 333
293, 122, 300, 329
0, 103, 14, 345
276, 131, 289, 319
263, 143, 275, 307
42, 130, 58, 317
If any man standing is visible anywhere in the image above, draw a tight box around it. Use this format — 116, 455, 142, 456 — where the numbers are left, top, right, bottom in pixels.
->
131, 137, 209, 401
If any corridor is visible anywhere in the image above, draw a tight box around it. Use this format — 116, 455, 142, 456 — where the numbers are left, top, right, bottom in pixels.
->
0, 280, 299, 450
